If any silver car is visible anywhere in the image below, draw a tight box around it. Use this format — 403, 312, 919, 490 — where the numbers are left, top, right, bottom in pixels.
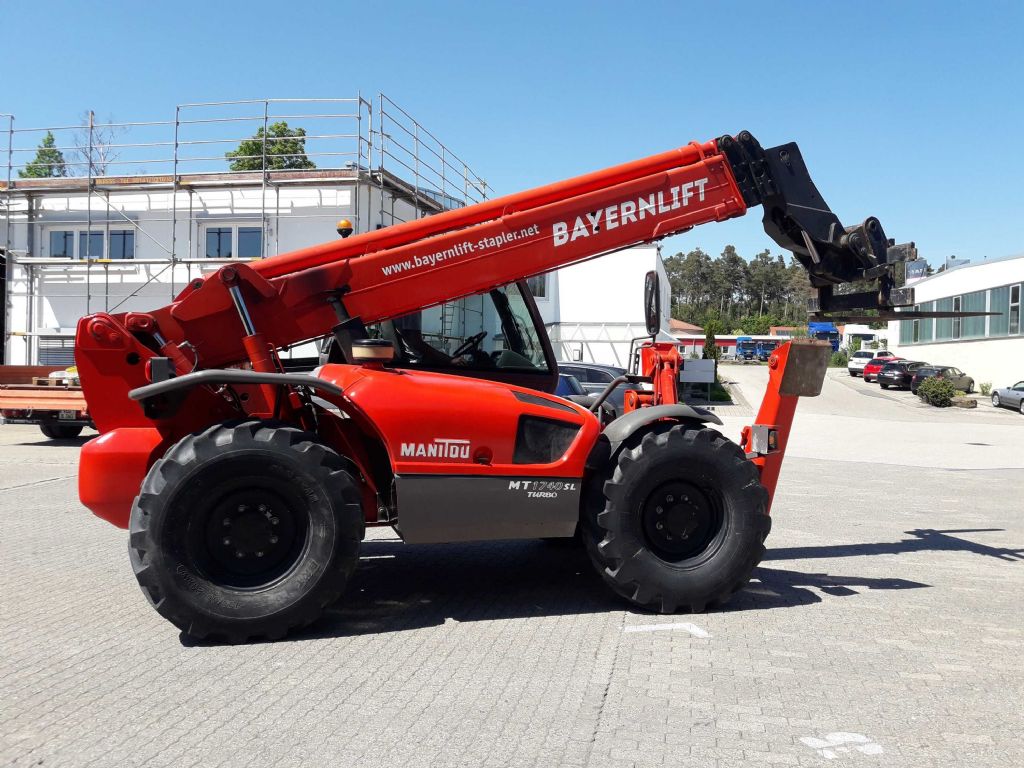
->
992, 381, 1024, 414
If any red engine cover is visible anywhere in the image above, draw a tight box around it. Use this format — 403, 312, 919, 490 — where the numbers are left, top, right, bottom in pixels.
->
315, 364, 601, 477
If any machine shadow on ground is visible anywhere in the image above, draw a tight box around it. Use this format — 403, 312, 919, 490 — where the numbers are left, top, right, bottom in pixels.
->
763, 528, 1024, 563
188, 537, 933, 645
15, 435, 91, 447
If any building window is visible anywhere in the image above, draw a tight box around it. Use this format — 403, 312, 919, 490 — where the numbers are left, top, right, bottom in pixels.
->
49, 230, 74, 258
899, 315, 913, 345
238, 227, 262, 259
961, 290, 986, 338
108, 230, 135, 260
1011, 284, 1021, 335
205, 227, 233, 258
935, 297, 953, 340
952, 296, 962, 340
919, 301, 934, 342
78, 231, 104, 259
989, 286, 1010, 336
38, 336, 76, 367
526, 274, 547, 299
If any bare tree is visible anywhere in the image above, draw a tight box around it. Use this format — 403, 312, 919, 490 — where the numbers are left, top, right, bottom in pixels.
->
72, 111, 126, 177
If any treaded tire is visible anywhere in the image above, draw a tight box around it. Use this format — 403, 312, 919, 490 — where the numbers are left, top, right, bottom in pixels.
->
584, 424, 769, 613
40, 423, 83, 439
129, 421, 363, 643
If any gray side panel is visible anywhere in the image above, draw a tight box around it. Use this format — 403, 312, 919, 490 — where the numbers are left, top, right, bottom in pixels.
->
395, 475, 581, 544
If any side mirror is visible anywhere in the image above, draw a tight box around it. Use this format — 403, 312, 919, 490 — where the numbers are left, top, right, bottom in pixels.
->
643, 270, 661, 337
351, 339, 395, 364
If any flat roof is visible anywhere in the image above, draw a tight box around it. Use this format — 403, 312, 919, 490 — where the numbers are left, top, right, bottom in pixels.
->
909, 251, 1024, 287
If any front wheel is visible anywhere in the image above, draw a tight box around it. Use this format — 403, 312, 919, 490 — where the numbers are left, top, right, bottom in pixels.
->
129, 421, 364, 643
966, 381, 974, 394
992, 394, 1000, 407
584, 424, 769, 613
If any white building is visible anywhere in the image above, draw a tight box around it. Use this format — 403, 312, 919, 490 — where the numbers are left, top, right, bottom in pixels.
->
887, 253, 1024, 388
537, 244, 671, 368
0, 97, 487, 366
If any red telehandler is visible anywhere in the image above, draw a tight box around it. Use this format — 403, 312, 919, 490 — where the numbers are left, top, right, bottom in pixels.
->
74, 131, 967, 641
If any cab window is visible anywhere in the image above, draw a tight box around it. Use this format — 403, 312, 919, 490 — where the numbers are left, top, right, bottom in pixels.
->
380, 282, 550, 373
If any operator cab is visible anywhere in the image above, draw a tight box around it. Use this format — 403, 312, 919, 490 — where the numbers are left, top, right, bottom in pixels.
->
320, 279, 559, 393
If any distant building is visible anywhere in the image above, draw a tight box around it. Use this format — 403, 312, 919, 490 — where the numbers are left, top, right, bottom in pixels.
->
887, 253, 1024, 387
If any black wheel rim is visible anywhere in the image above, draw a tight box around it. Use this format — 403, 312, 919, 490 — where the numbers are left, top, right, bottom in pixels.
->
640, 480, 724, 563
176, 459, 311, 590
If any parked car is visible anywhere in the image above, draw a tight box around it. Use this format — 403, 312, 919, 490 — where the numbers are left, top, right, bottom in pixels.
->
910, 366, 975, 395
847, 349, 894, 377
554, 373, 587, 398
559, 362, 628, 415
877, 360, 927, 390
863, 356, 902, 382
991, 381, 1024, 414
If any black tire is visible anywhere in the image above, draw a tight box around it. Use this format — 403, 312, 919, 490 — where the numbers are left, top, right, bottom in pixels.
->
992, 394, 1000, 408
966, 380, 974, 394
584, 424, 769, 613
849, 371, 857, 377
40, 423, 83, 439
1019, 400, 1023, 416
880, 383, 889, 390
129, 421, 363, 643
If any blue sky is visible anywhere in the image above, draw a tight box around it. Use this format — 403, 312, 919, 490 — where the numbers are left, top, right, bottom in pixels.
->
3, 0, 1021, 268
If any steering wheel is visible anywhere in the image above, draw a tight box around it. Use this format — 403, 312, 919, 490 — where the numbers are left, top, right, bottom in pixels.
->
451, 331, 488, 358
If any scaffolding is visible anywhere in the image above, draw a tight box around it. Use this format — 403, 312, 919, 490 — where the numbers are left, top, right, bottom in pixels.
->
0, 95, 489, 364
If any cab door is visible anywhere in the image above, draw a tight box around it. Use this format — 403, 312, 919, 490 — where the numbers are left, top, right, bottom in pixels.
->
322, 281, 558, 393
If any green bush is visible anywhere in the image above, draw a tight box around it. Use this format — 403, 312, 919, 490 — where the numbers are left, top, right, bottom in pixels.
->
917, 376, 957, 407
829, 350, 849, 368
980, 382, 992, 396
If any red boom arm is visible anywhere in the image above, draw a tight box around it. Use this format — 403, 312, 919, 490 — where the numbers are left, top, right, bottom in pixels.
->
75, 131, 915, 433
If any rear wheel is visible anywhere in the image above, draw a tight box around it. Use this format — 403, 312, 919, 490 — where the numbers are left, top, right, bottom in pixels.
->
880, 383, 889, 390
129, 421, 363, 642
584, 424, 769, 613
40, 423, 83, 439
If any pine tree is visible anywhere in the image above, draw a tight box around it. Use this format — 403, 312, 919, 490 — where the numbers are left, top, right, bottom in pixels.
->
19, 131, 67, 178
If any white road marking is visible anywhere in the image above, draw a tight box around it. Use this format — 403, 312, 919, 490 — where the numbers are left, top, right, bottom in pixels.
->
800, 732, 883, 760
623, 622, 710, 638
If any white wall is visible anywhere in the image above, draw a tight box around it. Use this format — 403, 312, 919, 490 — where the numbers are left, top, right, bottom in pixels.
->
887, 256, 1024, 388
536, 245, 669, 366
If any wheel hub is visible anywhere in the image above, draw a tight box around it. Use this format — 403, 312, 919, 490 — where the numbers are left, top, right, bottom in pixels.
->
641, 481, 721, 562
204, 491, 299, 584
